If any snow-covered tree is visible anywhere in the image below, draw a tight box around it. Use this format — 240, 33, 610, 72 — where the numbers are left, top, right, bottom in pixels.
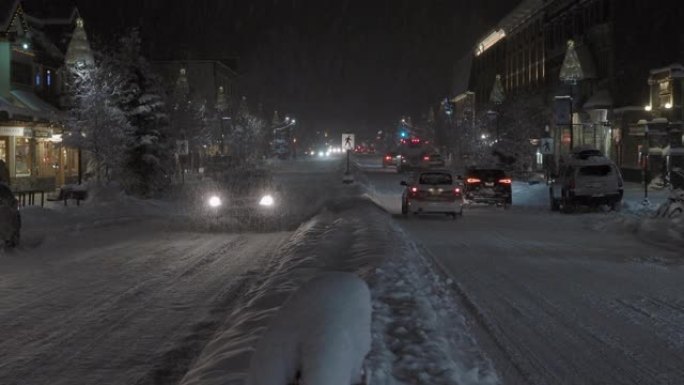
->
232, 97, 268, 163
64, 57, 132, 183
113, 29, 173, 197
456, 91, 550, 173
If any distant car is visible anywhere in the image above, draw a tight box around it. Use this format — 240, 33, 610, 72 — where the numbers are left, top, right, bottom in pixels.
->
549, 148, 623, 212
382, 152, 401, 168
401, 169, 463, 219
419, 153, 445, 168
0, 183, 20, 248
462, 168, 512, 207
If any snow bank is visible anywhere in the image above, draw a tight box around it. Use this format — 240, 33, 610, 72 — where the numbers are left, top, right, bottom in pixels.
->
245, 273, 371, 385
592, 189, 684, 249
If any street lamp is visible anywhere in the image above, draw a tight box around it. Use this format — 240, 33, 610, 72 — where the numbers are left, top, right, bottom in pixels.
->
637, 119, 650, 206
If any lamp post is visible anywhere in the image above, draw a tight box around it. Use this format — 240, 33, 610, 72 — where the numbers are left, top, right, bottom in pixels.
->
638, 119, 650, 206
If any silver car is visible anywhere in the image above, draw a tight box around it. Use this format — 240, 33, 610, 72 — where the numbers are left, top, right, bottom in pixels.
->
401, 170, 464, 219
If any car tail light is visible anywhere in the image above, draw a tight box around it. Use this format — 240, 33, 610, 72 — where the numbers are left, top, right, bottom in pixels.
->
466, 178, 481, 184
410, 186, 418, 193
385, 156, 392, 160
453, 187, 461, 195
423, 156, 430, 161
498, 178, 512, 184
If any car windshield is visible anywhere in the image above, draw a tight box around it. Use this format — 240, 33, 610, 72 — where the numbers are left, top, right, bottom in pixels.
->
419, 173, 452, 185
579, 165, 612, 176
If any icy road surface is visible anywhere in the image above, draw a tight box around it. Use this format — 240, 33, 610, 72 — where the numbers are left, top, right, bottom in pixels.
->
356, 155, 684, 385
0, 159, 342, 385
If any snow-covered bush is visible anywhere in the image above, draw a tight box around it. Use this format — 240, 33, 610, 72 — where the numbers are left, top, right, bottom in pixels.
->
245, 272, 371, 385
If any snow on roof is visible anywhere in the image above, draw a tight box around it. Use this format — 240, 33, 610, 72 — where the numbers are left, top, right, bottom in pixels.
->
583, 89, 612, 109
498, 0, 544, 34
0, 0, 20, 32
649, 63, 684, 78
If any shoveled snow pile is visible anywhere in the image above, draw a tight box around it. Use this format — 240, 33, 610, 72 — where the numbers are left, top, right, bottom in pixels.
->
592, 201, 684, 248
181, 198, 498, 385
245, 272, 371, 385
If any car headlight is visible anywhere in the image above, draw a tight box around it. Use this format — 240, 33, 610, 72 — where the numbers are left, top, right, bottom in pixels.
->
208, 195, 222, 208
259, 194, 275, 207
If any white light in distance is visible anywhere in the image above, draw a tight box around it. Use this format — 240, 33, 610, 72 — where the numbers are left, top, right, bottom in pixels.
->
259, 194, 274, 207
208, 196, 222, 208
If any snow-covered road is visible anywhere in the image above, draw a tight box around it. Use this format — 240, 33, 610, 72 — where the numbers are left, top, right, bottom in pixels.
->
356, 155, 684, 385
0, 159, 343, 385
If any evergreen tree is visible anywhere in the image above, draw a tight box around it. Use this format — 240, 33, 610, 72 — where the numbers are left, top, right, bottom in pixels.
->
114, 29, 173, 196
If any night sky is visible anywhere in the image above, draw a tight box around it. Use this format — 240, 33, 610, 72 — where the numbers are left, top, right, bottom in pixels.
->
75, 0, 513, 137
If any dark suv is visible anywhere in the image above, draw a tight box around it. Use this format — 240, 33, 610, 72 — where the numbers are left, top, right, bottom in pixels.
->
462, 168, 512, 207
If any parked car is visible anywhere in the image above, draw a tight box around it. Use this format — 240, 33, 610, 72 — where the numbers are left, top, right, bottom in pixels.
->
0, 183, 20, 248
462, 168, 512, 207
401, 169, 463, 219
419, 153, 445, 168
549, 148, 623, 212
382, 151, 401, 168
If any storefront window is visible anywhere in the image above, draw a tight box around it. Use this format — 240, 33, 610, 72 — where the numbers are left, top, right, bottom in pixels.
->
0, 139, 7, 163
15, 137, 31, 176
36, 140, 58, 177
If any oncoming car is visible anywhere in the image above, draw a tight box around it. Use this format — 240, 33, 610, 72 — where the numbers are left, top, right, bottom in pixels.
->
203, 169, 282, 228
401, 169, 463, 219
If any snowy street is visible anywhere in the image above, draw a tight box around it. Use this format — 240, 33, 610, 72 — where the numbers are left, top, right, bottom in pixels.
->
0, 159, 344, 385
2, 155, 683, 385
356, 154, 684, 385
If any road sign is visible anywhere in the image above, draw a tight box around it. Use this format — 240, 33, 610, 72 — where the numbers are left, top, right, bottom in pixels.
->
342, 133, 355, 150
540, 138, 554, 154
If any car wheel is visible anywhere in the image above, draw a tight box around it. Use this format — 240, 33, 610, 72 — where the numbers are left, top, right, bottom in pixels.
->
550, 189, 560, 211
450, 212, 458, 220
669, 207, 683, 219
610, 201, 622, 212
401, 200, 408, 217
5, 230, 19, 248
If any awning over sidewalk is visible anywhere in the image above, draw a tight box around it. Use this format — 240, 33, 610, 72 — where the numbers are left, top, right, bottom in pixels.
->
10, 90, 62, 121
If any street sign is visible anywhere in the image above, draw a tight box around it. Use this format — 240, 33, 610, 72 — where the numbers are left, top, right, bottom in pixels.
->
342, 133, 355, 150
540, 138, 554, 154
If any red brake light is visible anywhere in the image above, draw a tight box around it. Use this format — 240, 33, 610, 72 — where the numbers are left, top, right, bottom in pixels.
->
410, 187, 418, 193
498, 178, 512, 184
454, 187, 461, 195
423, 156, 430, 161
466, 178, 481, 184
385, 156, 392, 160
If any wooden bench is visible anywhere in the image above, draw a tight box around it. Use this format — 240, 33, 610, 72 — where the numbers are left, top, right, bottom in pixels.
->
47, 186, 88, 206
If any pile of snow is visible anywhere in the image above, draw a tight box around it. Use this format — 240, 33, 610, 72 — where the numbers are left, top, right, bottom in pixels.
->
181, 198, 498, 385
592, 189, 684, 248
245, 273, 371, 385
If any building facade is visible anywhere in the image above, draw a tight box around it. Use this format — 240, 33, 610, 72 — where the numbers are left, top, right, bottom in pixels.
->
0, 0, 86, 194
464, 0, 684, 178
153, 60, 239, 169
